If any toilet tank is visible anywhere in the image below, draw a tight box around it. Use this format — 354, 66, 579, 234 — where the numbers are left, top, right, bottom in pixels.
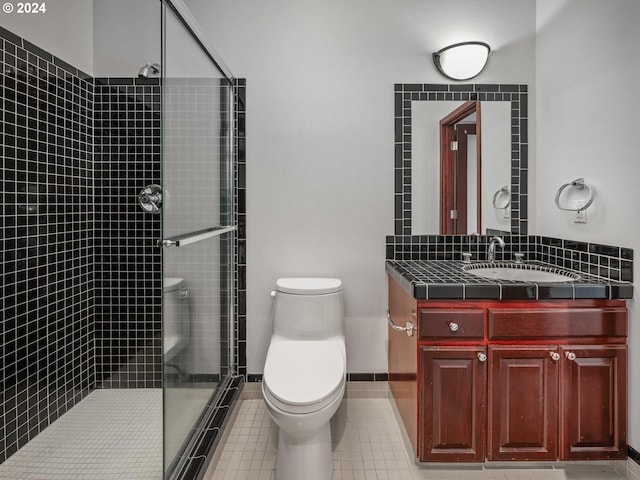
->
272, 278, 344, 339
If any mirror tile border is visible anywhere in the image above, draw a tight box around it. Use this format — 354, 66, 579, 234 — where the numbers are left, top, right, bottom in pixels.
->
394, 83, 528, 235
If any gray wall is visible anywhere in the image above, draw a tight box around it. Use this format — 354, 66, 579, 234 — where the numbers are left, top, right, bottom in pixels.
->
535, 0, 640, 450
185, 0, 537, 374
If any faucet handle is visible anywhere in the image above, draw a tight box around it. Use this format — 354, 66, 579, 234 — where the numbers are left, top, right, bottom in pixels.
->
514, 253, 525, 263
462, 252, 472, 264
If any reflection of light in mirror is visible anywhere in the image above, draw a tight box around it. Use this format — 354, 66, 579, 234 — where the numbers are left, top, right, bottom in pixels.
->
432, 41, 490, 80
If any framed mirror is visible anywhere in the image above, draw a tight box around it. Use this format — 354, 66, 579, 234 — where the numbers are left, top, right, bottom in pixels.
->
393, 83, 528, 236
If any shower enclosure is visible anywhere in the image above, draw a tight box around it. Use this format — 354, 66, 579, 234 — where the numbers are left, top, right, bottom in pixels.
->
0, 1, 241, 479
160, 1, 241, 477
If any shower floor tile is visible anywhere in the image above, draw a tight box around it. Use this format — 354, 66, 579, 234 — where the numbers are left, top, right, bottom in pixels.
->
207, 397, 625, 480
0, 389, 162, 480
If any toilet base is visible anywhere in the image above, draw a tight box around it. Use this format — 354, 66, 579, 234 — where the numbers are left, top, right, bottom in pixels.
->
276, 422, 333, 480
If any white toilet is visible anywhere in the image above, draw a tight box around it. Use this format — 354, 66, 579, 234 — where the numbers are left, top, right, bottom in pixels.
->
262, 277, 346, 480
163, 277, 190, 363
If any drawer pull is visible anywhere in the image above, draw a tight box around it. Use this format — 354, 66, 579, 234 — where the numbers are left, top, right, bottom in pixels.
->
565, 351, 577, 361
448, 321, 459, 332
477, 352, 487, 362
549, 351, 560, 361
387, 310, 416, 337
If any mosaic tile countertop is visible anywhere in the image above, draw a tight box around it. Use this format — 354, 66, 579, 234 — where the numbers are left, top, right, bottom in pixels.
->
386, 260, 634, 300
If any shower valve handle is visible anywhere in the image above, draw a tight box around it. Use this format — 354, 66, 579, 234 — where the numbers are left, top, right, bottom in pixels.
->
139, 184, 163, 215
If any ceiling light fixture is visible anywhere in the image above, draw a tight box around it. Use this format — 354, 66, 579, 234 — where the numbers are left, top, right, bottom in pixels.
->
432, 41, 491, 81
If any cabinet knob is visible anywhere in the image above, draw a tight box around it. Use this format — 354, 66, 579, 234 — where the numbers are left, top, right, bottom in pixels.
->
565, 351, 577, 361
477, 352, 487, 362
549, 351, 560, 361
448, 321, 459, 332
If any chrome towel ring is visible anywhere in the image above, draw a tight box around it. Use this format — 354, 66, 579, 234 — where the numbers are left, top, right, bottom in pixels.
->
492, 186, 510, 210
555, 178, 594, 211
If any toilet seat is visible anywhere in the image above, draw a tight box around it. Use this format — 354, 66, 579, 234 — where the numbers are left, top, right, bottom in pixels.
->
263, 339, 345, 414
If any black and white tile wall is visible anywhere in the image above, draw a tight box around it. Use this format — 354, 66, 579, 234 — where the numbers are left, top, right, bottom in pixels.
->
390, 82, 633, 284
386, 235, 633, 283
0, 27, 245, 465
234, 78, 247, 378
93, 77, 162, 388
0, 28, 94, 462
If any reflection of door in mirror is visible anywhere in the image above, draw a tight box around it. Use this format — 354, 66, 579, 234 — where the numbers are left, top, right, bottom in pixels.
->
440, 102, 480, 234
411, 99, 512, 235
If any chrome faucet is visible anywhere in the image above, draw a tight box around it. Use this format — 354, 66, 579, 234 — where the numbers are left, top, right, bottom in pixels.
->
487, 236, 505, 262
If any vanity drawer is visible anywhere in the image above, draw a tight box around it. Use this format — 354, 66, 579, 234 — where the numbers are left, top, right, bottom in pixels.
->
419, 309, 484, 340
488, 307, 628, 339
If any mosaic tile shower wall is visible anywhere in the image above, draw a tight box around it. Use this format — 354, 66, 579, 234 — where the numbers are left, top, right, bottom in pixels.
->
93, 77, 162, 388
0, 28, 94, 462
0, 25, 245, 465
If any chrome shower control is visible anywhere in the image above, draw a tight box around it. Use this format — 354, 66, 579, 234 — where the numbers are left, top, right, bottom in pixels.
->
139, 184, 162, 214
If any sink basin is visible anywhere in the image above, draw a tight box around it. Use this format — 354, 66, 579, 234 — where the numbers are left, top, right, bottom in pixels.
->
462, 263, 580, 283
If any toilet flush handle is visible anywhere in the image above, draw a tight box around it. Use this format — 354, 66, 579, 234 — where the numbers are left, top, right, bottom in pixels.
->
270, 291, 276, 299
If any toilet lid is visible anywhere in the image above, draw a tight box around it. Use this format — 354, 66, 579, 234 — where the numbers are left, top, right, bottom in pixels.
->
276, 278, 342, 295
263, 340, 345, 414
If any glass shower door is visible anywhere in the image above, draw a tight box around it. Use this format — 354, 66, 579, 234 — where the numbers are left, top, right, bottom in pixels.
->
160, 1, 235, 476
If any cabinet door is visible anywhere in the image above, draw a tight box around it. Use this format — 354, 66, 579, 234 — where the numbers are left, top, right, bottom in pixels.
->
420, 346, 487, 462
560, 345, 627, 460
488, 346, 559, 461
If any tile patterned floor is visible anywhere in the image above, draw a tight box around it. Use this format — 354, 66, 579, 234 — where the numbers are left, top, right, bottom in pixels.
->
207, 397, 626, 480
0, 387, 630, 480
0, 389, 162, 480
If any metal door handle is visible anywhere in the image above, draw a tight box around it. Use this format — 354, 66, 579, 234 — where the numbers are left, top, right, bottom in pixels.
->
158, 225, 237, 248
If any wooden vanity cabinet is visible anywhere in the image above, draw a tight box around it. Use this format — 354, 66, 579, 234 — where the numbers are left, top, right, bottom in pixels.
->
388, 277, 628, 464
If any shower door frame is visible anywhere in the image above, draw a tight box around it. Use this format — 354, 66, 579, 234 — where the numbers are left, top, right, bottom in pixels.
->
160, 1, 239, 478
